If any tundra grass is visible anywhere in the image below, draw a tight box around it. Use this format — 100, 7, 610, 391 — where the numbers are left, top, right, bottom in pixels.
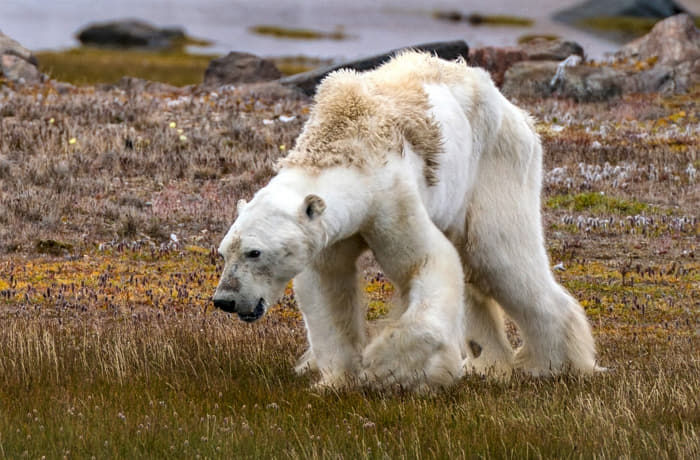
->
0, 75, 698, 457
0, 248, 697, 459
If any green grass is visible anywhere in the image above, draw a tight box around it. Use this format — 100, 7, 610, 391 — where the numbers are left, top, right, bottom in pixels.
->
547, 192, 651, 214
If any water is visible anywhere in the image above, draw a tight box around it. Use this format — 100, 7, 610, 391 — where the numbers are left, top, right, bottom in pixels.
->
1, 0, 699, 60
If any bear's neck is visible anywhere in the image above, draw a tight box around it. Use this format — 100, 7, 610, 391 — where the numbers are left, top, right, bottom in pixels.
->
274, 167, 373, 246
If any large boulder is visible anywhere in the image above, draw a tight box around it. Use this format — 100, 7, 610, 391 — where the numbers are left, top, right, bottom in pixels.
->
502, 60, 626, 101
77, 19, 186, 49
617, 14, 700, 92
0, 31, 42, 84
280, 40, 469, 96
203, 52, 282, 87
616, 13, 700, 64
469, 38, 584, 86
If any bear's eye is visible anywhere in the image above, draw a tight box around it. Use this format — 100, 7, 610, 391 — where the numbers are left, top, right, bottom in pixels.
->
245, 250, 261, 259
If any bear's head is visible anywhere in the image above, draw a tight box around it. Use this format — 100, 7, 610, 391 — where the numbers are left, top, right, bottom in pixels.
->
213, 191, 326, 322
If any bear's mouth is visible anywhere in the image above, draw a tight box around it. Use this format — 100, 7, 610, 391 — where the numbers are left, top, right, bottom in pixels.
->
237, 298, 266, 323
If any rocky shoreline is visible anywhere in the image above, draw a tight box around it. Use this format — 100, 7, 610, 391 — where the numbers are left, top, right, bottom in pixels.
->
3, 14, 699, 103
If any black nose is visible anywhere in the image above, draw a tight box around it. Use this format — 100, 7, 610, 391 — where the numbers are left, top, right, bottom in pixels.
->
213, 298, 236, 313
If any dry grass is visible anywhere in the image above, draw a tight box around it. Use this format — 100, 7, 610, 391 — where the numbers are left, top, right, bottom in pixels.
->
0, 77, 698, 457
0, 80, 307, 253
0, 248, 697, 458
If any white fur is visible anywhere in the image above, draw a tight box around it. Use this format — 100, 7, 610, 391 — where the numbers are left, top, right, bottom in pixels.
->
419, 83, 476, 231
215, 52, 599, 391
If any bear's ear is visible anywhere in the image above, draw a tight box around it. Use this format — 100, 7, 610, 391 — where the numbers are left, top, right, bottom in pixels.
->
301, 194, 326, 220
236, 199, 248, 215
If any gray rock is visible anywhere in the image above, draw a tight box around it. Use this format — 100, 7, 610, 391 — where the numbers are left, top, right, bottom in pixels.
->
519, 38, 585, 61
555, 0, 687, 24
0, 31, 42, 84
0, 31, 36, 64
616, 14, 700, 93
203, 52, 282, 87
280, 40, 469, 96
501, 61, 560, 99
502, 61, 626, 101
77, 19, 185, 49
1, 54, 42, 83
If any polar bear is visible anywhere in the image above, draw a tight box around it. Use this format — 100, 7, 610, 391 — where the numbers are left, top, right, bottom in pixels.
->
213, 51, 599, 390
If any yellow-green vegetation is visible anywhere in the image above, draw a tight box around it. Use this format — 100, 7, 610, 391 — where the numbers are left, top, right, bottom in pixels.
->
272, 55, 329, 76
36, 47, 217, 87
433, 11, 533, 27
518, 34, 560, 44
0, 68, 698, 457
580, 15, 700, 38
547, 192, 651, 214
469, 14, 534, 27
250, 25, 347, 40
365, 273, 394, 320
35, 47, 321, 86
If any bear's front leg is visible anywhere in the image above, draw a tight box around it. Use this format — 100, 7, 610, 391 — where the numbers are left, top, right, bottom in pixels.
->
361, 314, 465, 391
293, 236, 367, 389
361, 221, 467, 391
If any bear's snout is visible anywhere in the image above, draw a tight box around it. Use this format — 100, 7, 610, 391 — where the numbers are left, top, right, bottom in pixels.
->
237, 298, 266, 323
213, 297, 236, 313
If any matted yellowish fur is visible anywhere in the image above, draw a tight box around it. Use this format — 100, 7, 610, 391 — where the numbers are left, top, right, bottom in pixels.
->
280, 52, 472, 185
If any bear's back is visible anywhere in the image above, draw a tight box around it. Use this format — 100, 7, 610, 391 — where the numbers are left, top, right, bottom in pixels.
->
280, 51, 500, 185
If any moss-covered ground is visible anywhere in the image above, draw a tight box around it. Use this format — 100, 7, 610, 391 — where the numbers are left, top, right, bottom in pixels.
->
34, 48, 325, 87
579, 15, 700, 40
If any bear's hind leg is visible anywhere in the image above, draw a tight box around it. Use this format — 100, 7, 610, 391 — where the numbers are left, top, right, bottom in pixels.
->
464, 122, 599, 375
469, 239, 598, 376
509, 283, 598, 375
